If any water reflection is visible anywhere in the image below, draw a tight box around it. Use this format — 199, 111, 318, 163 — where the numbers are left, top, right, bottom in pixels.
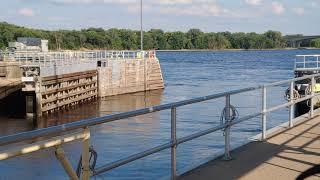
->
0, 89, 164, 180
38, 89, 164, 129
0, 90, 163, 136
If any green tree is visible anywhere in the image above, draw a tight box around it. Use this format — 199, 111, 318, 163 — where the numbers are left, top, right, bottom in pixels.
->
0, 22, 288, 50
264, 30, 285, 48
149, 29, 167, 49
120, 29, 138, 50
106, 28, 122, 50
166, 32, 186, 50
311, 39, 320, 48
187, 29, 203, 49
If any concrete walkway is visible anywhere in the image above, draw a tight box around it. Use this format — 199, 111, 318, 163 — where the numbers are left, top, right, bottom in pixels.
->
180, 116, 320, 180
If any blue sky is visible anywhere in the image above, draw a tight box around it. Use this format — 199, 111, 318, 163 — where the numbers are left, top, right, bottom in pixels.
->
0, 0, 319, 35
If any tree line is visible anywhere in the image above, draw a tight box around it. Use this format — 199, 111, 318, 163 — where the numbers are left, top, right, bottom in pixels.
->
0, 22, 318, 50
310, 39, 320, 48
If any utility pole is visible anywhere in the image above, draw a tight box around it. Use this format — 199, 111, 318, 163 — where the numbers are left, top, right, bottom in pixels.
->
140, 0, 143, 50
140, 0, 147, 92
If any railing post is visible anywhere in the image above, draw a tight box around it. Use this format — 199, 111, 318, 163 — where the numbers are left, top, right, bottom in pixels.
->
82, 127, 90, 180
224, 94, 231, 160
310, 77, 315, 118
289, 81, 294, 128
55, 146, 79, 180
171, 107, 177, 180
261, 86, 267, 140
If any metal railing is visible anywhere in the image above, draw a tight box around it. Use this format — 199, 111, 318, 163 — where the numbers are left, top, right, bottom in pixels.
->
0, 50, 157, 77
0, 50, 157, 63
0, 74, 319, 179
295, 55, 320, 70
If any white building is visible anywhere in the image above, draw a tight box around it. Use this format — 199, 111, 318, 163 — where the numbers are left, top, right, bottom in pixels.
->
8, 37, 48, 52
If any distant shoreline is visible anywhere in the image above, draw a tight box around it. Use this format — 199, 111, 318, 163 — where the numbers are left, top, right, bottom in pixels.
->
156, 48, 320, 52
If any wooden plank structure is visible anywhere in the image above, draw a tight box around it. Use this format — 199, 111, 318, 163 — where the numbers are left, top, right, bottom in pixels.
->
40, 70, 98, 114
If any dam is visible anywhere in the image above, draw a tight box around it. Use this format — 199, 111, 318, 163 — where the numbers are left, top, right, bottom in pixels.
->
0, 50, 320, 179
0, 49, 164, 120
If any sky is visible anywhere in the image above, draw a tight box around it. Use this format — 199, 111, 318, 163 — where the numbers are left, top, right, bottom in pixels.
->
0, 0, 319, 35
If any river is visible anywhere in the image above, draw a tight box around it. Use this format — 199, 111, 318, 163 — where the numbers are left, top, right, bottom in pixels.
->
1, 49, 320, 179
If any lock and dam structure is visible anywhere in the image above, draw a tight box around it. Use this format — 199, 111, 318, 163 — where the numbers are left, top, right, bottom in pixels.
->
0, 50, 164, 121
0, 53, 319, 179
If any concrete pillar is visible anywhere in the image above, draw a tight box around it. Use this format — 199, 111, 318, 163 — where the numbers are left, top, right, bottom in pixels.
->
25, 93, 36, 125
35, 79, 42, 118
297, 41, 301, 48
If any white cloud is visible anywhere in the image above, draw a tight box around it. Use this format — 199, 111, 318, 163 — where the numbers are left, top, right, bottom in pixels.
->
51, 0, 93, 4
292, 7, 305, 15
48, 16, 72, 21
127, 3, 151, 13
58, 0, 232, 17
103, 0, 136, 4
47, 0, 254, 18
244, 0, 262, 6
155, 0, 193, 5
310, 1, 319, 8
271, 2, 285, 15
18, 8, 35, 17
158, 1, 229, 17
50, 0, 136, 5
153, 0, 244, 17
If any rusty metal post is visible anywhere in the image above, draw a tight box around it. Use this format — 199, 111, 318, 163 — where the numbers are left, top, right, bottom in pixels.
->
55, 146, 79, 180
82, 127, 90, 180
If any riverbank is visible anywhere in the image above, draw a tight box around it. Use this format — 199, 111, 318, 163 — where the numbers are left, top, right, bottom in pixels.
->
29, 47, 319, 53
156, 47, 320, 52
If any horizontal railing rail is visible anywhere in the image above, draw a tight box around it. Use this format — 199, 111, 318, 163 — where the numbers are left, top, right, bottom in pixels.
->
295, 54, 320, 70
0, 50, 157, 64
0, 73, 320, 180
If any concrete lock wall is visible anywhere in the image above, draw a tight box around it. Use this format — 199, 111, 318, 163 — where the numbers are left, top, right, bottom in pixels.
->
98, 58, 164, 97
0, 61, 22, 78
14, 57, 164, 117
38, 57, 164, 115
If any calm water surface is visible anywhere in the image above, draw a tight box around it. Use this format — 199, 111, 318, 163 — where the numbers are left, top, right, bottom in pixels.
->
1, 49, 320, 179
